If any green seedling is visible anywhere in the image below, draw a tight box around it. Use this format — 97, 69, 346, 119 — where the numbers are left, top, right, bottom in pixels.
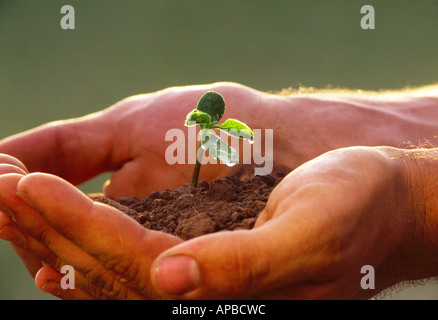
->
185, 91, 253, 187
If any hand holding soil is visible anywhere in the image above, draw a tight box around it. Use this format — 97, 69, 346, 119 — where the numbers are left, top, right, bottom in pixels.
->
0, 83, 438, 299
1, 146, 437, 300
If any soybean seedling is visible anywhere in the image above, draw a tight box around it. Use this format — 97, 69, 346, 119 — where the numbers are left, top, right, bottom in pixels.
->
185, 91, 253, 187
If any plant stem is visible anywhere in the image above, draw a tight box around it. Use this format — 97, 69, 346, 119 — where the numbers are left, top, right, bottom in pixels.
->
191, 139, 203, 187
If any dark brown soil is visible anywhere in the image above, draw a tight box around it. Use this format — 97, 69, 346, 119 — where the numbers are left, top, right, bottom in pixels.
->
93, 173, 283, 240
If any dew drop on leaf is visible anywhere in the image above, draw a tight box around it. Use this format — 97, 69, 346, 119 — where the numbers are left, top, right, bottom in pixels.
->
224, 161, 237, 167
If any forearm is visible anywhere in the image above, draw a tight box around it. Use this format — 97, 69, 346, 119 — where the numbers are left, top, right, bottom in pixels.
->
398, 148, 438, 281
1, 82, 438, 182
255, 85, 438, 170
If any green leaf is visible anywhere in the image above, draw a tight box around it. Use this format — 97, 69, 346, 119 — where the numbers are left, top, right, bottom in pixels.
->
218, 119, 253, 140
185, 109, 211, 126
196, 91, 225, 123
200, 130, 239, 165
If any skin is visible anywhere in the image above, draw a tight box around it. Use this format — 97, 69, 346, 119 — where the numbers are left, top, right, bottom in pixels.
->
0, 82, 437, 299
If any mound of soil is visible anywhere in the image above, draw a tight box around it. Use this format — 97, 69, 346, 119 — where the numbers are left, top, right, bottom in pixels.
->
93, 174, 283, 240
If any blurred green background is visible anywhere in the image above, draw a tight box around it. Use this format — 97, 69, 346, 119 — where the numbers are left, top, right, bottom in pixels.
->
1, 0, 438, 299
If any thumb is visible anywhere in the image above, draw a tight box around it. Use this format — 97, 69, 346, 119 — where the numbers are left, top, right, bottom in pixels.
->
0, 109, 123, 186
150, 215, 330, 299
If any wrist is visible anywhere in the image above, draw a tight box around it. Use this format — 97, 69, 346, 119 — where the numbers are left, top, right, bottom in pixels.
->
265, 89, 438, 167
397, 148, 438, 281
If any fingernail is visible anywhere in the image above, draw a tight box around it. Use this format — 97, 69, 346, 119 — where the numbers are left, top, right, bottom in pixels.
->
155, 255, 200, 296
0, 225, 27, 248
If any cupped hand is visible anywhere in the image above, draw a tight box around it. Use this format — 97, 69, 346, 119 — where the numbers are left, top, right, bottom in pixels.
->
148, 146, 416, 299
1, 83, 435, 299
0, 82, 280, 199
0, 164, 183, 299
0, 82, 292, 299
2, 144, 411, 300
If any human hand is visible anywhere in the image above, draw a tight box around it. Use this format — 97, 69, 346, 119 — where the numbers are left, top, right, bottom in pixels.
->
4, 82, 436, 199
1, 83, 437, 299
5, 146, 417, 300
147, 146, 428, 299
0, 82, 287, 199
0, 163, 183, 299
0, 83, 295, 299
0, 82, 271, 298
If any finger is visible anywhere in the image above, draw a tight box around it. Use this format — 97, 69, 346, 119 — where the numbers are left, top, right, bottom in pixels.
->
0, 182, 71, 275
0, 211, 44, 277
16, 172, 183, 297
0, 174, 147, 299
1, 181, 137, 300
10, 244, 44, 277
102, 158, 158, 198
0, 209, 88, 297
151, 207, 340, 299
103, 158, 192, 198
35, 264, 96, 300
0, 212, 27, 248
0, 226, 99, 299
0, 174, 64, 263
0, 164, 28, 175
0, 111, 121, 185
0, 154, 28, 173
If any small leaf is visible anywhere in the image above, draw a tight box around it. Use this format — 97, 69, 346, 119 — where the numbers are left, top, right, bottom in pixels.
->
218, 119, 253, 140
185, 109, 211, 126
196, 91, 225, 123
200, 130, 239, 165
